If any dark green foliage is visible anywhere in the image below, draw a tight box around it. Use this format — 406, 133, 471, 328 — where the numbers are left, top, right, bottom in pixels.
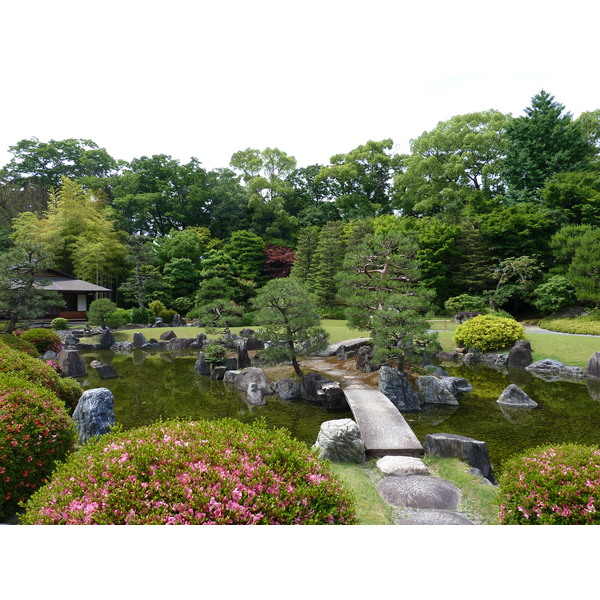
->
532, 276, 578, 315
203, 343, 227, 364
290, 225, 320, 282
130, 307, 151, 325
0, 373, 77, 520
498, 444, 600, 525
196, 299, 244, 333
444, 294, 488, 314
222, 229, 266, 284
252, 278, 329, 377
87, 298, 119, 328
566, 227, 600, 304
503, 90, 594, 202
106, 308, 131, 329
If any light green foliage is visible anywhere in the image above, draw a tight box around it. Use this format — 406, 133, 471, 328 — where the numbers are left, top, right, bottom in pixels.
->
156, 227, 214, 266
148, 300, 166, 317
252, 278, 329, 376
538, 318, 600, 336
158, 309, 177, 324
0, 334, 38, 357
532, 276, 577, 315
541, 170, 600, 224
453, 314, 524, 351
203, 343, 227, 364
394, 110, 509, 219
317, 139, 400, 219
106, 307, 131, 329
50, 317, 69, 330
549, 224, 593, 275
197, 299, 244, 333
498, 444, 600, 525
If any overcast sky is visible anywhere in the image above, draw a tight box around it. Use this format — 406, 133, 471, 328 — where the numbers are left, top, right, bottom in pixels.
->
1, 0, 599, 172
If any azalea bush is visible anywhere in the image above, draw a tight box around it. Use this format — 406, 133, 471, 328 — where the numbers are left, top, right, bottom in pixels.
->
498, 443, 600, 525
0, 373, 77, 521
21, 418, 357, 525
20, 328, 63, 354
0, 345, 82, 412
454, 314, 524, 352
0, 334, 38, 357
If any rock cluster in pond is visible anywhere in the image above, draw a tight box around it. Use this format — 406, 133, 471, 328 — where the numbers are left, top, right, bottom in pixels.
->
313, 419, 366, 462
423, 432, 495, 484
585, 352, 600, 379
93, 363, 119, 380
525, 359, 584, 381
233, 367, 273, 397
355, 345, 379, 373
72, 387, 116, 445
300, 373, 348, 410
274, 378, 301, 401
496, 384, 537, 408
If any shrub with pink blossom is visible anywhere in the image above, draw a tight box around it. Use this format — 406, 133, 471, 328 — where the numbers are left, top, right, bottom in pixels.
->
0, 334, 38, 357
498, 443, 600, 525
21, 418, 357, 525
0, 373, 77, 520
20, 328, 63, 355
0, 345, 82, 412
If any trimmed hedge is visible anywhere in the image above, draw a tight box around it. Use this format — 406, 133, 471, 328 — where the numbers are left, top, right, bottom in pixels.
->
539, 318, 600, 336
0, 345, 82, 412
20, 328, 63, 354
0, 334, 38, 357
51, 318, 69, 330
498, 443, 600, 525
454, 314, 524, 352
21, 419, 357, 525
0, 373, 77, 520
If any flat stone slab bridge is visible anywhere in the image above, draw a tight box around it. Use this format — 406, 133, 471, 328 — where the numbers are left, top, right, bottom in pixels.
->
307, 344, 423, 458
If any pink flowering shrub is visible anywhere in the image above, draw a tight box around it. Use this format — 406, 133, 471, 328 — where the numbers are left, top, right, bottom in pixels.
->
0, 374, 77, 520
0, 346, 82, 413
21, 419, 357, 525
20, 328, 63, 355
498, 443, 600, 524
0, 334, 38, 357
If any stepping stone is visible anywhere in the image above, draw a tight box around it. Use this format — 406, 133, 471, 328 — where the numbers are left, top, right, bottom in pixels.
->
376, 456, 429, 477
376, 475, 460, 510
398, 510, 474, 525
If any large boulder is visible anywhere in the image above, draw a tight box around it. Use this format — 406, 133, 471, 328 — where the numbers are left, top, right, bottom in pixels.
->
166, 337, 195, 351
195, 351, 211, 376
151, 318, 165, 327
132, 332, 147, 349
299, 373, 348, 410
233, 367, 273, 396
94, 363, 119, 380
160, 330, 177, 341
415, 375, 459, 406
497, 384, 537, 408
223, 370, 241, 384
192, 333, 207, 349
379, 366, 421, 411
423, 432, 495, 484
585, 352, 600, 379
245, 336, 264, 351
237, 340, 251, 369
526, 359, 584, 381
171, 313, 185, 327
211, 366, 226, 381
274, 378, 301, 401
98, 328, 115, 349
507, 339, 533, 368
56, 349, 86, 378
72, 387, 116, 445
441, 376, 473, 395
355, 345, 378, 373
313, 419, 366, 462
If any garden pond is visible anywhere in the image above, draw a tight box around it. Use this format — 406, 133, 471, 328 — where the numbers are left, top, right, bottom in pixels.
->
78, 349, 600, 476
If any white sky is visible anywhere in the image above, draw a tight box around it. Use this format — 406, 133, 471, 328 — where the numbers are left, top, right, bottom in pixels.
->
1, 0, 599, 172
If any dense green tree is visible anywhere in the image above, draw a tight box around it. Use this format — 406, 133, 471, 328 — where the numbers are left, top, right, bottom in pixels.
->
540, 170, 600, 225
485, 255, 542, 312
532, 276, 578, 316
162, 257, 200, 301
252, 278, 328, 377
566, 228, 600, 304
117, 235, 159, 309
548, 224, 593, 275
503, 90, 593, 202
155, 227, 214, 268
0, 241, 65, 333
290, 225, 320, 282
316, 140, 400, 220
394, 111, 510, 219
338, 232, 435, 369
222, 230, 266, 284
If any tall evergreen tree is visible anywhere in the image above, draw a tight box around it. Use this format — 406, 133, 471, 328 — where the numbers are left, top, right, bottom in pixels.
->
504, 90, 593, 202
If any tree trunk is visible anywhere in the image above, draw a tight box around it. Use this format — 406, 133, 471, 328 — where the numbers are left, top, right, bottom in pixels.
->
289, 340, 304, 377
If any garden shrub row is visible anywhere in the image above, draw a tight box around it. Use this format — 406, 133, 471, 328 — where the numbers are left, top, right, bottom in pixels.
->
539, 318, 600, 336
0, 373, 77, 520
21, 418, 357, 525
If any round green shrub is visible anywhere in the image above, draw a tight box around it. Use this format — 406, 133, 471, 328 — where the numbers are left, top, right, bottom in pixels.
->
87, 298, 119, 327
50, 317, 69, 331
106, 307, 131, 329
0, 345, 82, 412
498, 443, 600, 525
453, 314, 524, 352
20, 328, 63, 354
0, 334, 38, 357
0, 373, 77, 520
130, 307, 151, 325
21, 419, 357, 525
444, 294, 488, 314
158, 309, 177, 324
149, 300, 167, 317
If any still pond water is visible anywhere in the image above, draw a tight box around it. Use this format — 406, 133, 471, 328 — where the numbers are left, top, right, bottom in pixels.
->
80, 350, 600, 476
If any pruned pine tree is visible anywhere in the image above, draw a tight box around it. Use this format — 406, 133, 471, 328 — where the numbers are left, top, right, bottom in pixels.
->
339, 232, 436, 370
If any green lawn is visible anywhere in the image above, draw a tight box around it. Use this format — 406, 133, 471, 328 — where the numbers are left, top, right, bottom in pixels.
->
429, 318, 600, 368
